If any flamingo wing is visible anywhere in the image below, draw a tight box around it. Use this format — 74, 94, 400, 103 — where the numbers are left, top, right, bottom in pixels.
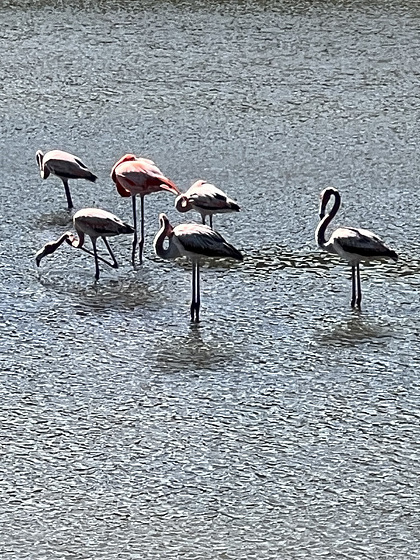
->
43, 150, 96, 180
174, 224, 243, 260
111, 156, 179, 196
187, 182, 239, 211
74, 208, 134, 237
334, 227, 397, 259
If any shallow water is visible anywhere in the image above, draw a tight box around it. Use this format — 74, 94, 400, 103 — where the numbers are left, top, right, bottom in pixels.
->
0, 0, 419, 558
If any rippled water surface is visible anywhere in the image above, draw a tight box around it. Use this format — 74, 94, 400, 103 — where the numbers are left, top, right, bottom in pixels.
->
1, 0, 419, 558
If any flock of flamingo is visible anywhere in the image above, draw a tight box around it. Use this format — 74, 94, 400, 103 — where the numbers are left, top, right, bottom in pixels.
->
35, 149, 398, 322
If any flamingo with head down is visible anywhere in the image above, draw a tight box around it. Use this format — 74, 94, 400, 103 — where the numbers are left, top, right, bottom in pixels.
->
36, 149, 97, 210
36, 208, 134, 280
111, 154, 180, 265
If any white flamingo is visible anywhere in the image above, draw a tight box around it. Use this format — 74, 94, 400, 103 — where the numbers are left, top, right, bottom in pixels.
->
316, 187, 398, 308
154, 213, 243, 322
36, 208, 134, 280
175, 180, 240, 228
36, 149, 97, 209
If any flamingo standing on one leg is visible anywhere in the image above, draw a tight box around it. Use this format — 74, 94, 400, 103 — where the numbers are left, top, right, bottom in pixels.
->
111, 154, 180, 266
315, 187, 398, 308
154, 213, 243, 322
175, 180, 240, 228
36, 149, 97, 210
35, 208, 134, 280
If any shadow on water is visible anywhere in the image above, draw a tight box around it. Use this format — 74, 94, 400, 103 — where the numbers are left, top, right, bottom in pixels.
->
316, 312, 393, 348
152, 323, 237, 374
36, 210, 75, 229
244, 245, 335, 276
245, 244, 407, 276
37, 271, 160, 312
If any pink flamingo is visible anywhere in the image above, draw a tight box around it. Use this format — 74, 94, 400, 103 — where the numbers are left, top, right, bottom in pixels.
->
36, 149, 97, 209
316, 187, 398, 308
35, 208, 134, 280
154, 213, 243, 322
111, 154, 180, 265
175, 180, 240, 228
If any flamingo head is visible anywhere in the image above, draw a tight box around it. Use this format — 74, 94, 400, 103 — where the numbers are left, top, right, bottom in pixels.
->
158, 213, 174, 236
110, 153, 137, 180
190, 179, 207, 189
174, 194, 192, 213
319, 187, 339, 219
35, 231, 73, 266
36, 150, 49, 179
110, 154, 138, 196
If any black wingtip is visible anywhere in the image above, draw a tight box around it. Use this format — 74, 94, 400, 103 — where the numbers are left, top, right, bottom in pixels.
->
231, 247, 244, 261
390, 250, 398, 262
119, 222, 135, 235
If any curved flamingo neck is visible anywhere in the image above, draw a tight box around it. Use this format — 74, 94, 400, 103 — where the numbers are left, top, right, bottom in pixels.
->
111, 154, 137, 183
35, 231, 73, 266
175, 194, 191, 213
316, 190, 341, 250
154, 216, 176, 259
69, 229, 85, 249
36, 150, 49, 178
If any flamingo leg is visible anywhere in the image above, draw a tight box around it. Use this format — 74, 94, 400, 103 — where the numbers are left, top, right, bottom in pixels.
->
351, 265, 356, 307
61, 178, 74, 210
131, 195, 138, 266
201, 215, 206, 225
102, 237, 119, 269
190, 260, 196, 322
190, 260, 200, 323
356, 263, 362, 308
68, 239, 117, 268
209, 215, 213, 229
195, 261, 201, 323
91, 238, 100, 281
138, 195, 145, 265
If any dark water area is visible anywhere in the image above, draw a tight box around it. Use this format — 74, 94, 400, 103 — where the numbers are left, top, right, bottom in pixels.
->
0, 1, 419, 558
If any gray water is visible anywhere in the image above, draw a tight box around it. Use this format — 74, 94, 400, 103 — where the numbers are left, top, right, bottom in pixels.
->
0, 0, 419, 558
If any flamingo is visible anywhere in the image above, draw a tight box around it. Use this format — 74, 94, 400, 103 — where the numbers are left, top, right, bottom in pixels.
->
154, 213, 243, 322
111, 154, 180, 266
35, 208, 134, 280
36, 149, 97, 210
316, 187, 398, 308
175, 180, 240, 228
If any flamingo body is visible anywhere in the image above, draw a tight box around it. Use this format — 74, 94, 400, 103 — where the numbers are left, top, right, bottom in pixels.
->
111, 154, 180, 265
111, 154, 179, 197
325, 226, 396, 265
175, 180, 240, 227
169, 222, 243, 260
36, 208, 134, 280
316, 187, 398, 308
36, 149, 97, 209
154, 213, 243, 322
